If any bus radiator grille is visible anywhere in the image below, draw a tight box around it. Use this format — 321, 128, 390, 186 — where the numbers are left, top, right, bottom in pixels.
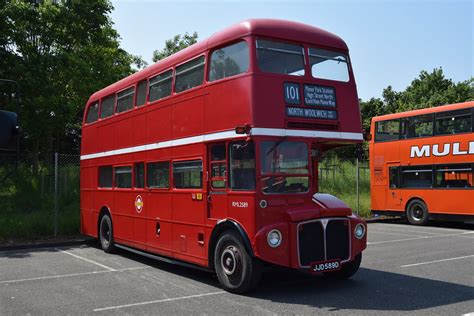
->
326, 219, 350, 261
298, 221, 325, 266
298, 219, 350, 267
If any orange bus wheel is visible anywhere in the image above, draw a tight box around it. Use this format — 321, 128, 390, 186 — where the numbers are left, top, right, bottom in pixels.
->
214, 231, 261, 294
406, 199, 429, 226
99, 214, 116, 253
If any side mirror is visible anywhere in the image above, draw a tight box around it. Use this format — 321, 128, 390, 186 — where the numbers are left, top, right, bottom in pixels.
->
0, 110, 19, 151
363, 127, 372, 141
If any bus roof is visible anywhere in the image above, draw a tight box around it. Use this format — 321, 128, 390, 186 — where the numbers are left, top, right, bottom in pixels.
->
372, 101, 474, 122
89, 19, 348, 102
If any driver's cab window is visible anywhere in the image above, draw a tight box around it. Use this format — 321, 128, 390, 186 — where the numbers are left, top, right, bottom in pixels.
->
229, 141, 256, 190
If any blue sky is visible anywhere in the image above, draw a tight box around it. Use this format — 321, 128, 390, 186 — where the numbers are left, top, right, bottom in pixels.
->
110, 0, 473, 101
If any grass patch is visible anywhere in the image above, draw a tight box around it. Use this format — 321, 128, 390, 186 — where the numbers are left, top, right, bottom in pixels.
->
318, 159, 371, 218
0, 164, 80, 241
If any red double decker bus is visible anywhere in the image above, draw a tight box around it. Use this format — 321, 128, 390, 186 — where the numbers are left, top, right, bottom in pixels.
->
80, 19, 367, 293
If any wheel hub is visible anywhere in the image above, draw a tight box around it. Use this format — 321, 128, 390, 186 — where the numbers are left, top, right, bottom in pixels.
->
221, 246, 240, 276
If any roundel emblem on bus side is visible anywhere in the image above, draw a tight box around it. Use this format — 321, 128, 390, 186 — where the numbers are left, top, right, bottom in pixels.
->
135, 195, 144, 213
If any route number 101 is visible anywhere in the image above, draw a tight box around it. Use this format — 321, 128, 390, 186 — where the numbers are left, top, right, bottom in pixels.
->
284, 82, 301, 104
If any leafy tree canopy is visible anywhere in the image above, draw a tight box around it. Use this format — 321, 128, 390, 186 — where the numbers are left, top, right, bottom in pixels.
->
360, 68, 473, 131
152, 32, 198, 62
0, 0, 143, 160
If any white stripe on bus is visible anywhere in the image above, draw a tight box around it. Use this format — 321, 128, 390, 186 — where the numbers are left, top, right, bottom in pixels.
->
80, 128, 363, 161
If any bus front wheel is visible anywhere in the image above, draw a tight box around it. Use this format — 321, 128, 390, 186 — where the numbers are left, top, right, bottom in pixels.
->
406, 199, 429, 226
99, 214, 115, 253
214, 231, 261, 294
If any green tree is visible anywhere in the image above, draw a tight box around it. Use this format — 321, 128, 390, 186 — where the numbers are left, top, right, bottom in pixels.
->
382, 68, 473, 112
361, 68, 473, 134
152, 32, 198, 62
0, 0, 142, 168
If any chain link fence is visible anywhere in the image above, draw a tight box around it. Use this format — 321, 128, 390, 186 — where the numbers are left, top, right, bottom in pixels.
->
318, 156, 370, 217
0, 153, 80, 241
0, 150, 371, 241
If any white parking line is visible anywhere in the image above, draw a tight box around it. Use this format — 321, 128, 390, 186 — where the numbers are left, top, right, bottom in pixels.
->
369, 226, 443, 236
401, 255, 474, 268
58, 249, 116, 271
371, 224, 471, 234
93, 291, 226, 312
0, 266, 147, 284
368, 231, 474, 245
368, 231, 427, 238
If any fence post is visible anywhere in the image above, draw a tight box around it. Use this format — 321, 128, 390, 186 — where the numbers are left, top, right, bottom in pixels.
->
54, 152, 58, 237
356, 156, 360, 215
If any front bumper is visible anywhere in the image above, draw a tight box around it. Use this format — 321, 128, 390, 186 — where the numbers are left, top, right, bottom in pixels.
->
254, 215, 367, 269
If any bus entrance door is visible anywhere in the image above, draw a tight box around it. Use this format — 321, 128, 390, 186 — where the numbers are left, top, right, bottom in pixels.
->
386, 165, 402, 210
207, 144, 228, 220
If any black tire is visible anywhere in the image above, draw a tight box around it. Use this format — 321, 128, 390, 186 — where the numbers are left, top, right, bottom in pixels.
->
406, 199, 429, 226
99, 214, 115, 253
324, 253, 362, 279
214, 231, 261, 294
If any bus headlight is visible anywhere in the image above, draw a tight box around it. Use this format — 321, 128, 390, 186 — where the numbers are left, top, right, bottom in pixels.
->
354, 223, 366, 239
267, 229, 282, 248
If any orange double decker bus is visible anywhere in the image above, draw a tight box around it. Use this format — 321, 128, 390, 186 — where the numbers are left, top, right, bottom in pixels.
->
369, 101, 474, 225
80, 19, 367, 293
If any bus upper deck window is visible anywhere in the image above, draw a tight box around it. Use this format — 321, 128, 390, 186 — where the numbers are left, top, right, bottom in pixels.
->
209, 41, 249, 81
256, 39, 305, 76
85, 102, 99, 124
435, 109, 472, 135
309, 48, 349, 82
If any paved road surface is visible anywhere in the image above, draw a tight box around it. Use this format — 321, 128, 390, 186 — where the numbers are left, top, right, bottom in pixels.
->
1, 222, 473, 315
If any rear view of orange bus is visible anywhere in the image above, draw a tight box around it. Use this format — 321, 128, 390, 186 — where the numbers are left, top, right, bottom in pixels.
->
369, 101, 474, 225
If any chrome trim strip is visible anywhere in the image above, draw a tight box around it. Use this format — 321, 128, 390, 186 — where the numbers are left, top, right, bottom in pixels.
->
80, 128, 363, 161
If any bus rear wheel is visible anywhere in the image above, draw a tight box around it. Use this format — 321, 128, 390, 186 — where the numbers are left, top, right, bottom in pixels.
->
406, 199, 429, 226
99, 214, 115, 253
214, 231, 261, 294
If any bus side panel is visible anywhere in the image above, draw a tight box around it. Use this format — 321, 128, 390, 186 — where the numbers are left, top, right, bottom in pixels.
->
97, 123, 114, 153
146, 192, 173, 254
172, 90, 205, 140
204, 76, 253, 133
401, 190, 474, 216
146, 106, 172, 145
171, 191, 206, 260
80, 164, 95, 236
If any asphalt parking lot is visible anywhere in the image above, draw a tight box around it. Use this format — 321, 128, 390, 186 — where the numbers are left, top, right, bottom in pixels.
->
1, 221, 473, 315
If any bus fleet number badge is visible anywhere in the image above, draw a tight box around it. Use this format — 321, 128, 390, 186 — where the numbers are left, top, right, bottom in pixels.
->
135, 195, 144, 213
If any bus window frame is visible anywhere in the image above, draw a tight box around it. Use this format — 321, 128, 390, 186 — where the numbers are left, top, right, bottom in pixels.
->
400, 113, 434, 139
174, 55, 206, 95
207, 40, 250, 84
84, 101, 99, 125
209, 143, 228, 190
115, 86, 136, 115
148, 68, 174, 104
134, 162, 146, 189
374, 119, 401, 142
172, 158, 204, 190
255, 37, 307, 77
135, 79, 148, 108
113, 165, 134, 190
434, 108, 473, 136
146, 160, 171, 190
